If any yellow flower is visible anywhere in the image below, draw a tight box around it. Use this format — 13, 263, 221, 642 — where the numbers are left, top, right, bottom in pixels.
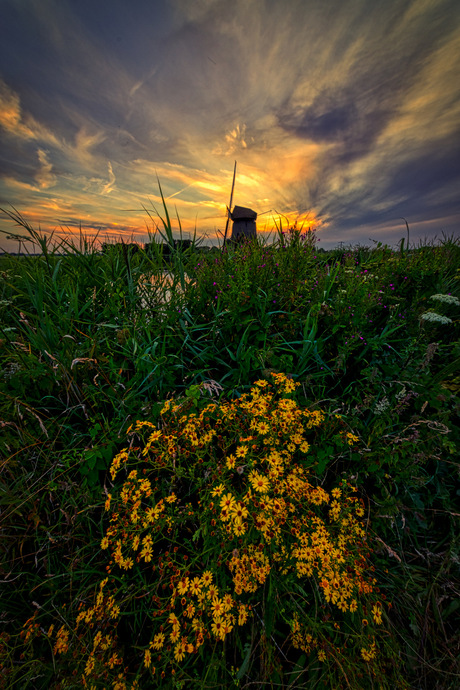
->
361, 641, 377, 661
100, 536, 110, 550
177, 577, 189, 595
211, 616, 224, 639
184, 602, 196, 618
201, 571, 213, 588
249, 471, 270, 493
150, 632, 165, 650
238, 604, 249, 626
211, 484, 225, 497
235, 445, 248, 458
168, 612, 179, 626
174, 643, 186, 662
53, 625, 70, 655
372, 603, 383, 625
317, 650, 327, 662
233, 522, 247, 536
170, 627, 180, 643
257, 421, 270, 435
222, 593, 234, 611
220, 492, 236, 511
165, 492, 177, 503
144, 648, 152, 668
346, 432, 359, 445
211, 597, 225, 618
226, 454, 236, 469
230, 502, 249, 524
84, 654, 95, 676
190, 577, 202, 596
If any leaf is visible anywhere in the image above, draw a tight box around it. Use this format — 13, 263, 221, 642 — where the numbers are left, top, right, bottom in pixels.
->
236, 641, 252, 680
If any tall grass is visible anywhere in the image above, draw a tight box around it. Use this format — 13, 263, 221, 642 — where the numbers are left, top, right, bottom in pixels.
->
0, 204, 459, 688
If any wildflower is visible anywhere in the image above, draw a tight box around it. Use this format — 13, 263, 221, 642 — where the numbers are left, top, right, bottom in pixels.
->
235, 445, 248, 458
374, 397, 390, 415
430, 293, 459, 306
211, 617, 224, 638
151, 632, 165, 650
207, 584, 219, 600
165, 492, 177, 503
211, 597, 225, 617
174, 642, 186, 662
190, 577, 202, 596
201, 571, 213, 588
361, 640, 377, 661
233, 521, 247, 536
211, 484, 225, 497
220, 492, 236, 512
84, 654, 95, 676
257, 421, 270, 435
372, 603, 383, 625
144, 648, 152, 668
420, 311, 452, 324
177, 577, 189, 595
317, 650, 327, 661
184, 602, 195, 618
100, 536, 110, 550
230, 502, 249, 524
170, 627, 180, 643
226, 454, 236, 469
238, 604, 249, 626
346, 432, 359, 445
249, 470, 270, 493
53, 625, 70, 655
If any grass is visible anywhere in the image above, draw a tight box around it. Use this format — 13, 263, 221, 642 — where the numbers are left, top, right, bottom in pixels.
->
0, 204, 459, 689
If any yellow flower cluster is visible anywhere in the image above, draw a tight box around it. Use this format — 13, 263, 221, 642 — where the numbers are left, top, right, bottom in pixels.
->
53, 625, 70, 655
68, 372, 388, 684
228, 545, 271, 594
76, 578, 120, 628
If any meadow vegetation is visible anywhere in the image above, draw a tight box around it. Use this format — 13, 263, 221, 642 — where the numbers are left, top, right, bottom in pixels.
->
0, 204, 459, 689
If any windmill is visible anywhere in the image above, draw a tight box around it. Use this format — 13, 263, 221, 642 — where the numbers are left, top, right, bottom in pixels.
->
222, 161, 257, 249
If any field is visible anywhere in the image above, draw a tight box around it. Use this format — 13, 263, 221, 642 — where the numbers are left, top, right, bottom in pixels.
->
0, 208, 459, 689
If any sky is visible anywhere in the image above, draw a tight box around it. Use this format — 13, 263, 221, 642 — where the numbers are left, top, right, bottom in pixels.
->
0, 0, 459, 252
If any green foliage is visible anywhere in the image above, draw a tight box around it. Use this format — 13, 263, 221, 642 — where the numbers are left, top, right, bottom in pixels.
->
0, 206, 459, 688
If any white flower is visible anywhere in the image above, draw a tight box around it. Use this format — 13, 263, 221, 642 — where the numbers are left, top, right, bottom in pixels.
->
374, 397, 390, 415
430, 294, 460, 306
420, 311, 452, 325
395, 386, 407, 401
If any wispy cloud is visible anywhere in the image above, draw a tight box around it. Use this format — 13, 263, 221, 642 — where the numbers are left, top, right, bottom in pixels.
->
0, 0, 459, 250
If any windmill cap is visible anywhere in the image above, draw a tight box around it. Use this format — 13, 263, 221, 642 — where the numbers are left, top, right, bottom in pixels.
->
231, 205, 257, 220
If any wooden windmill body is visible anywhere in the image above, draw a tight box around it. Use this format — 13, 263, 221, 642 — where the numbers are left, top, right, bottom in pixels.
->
222, 162, 257, 247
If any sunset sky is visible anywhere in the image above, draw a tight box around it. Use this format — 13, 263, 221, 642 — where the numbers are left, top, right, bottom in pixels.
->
1, 0, 459, 252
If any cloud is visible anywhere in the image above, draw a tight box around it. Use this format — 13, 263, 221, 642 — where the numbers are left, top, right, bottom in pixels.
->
101, 162, 116, 195
1, 0, 459, 251
35, 148, 56, 189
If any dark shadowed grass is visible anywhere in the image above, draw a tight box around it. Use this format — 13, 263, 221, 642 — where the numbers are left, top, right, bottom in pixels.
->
0, 205, 459, 688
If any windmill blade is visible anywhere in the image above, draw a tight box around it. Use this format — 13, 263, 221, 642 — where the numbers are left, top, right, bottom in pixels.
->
222, 160, 237, 247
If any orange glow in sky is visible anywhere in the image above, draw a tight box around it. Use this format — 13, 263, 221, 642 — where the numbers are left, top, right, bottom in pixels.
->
0, 0, 459, 252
